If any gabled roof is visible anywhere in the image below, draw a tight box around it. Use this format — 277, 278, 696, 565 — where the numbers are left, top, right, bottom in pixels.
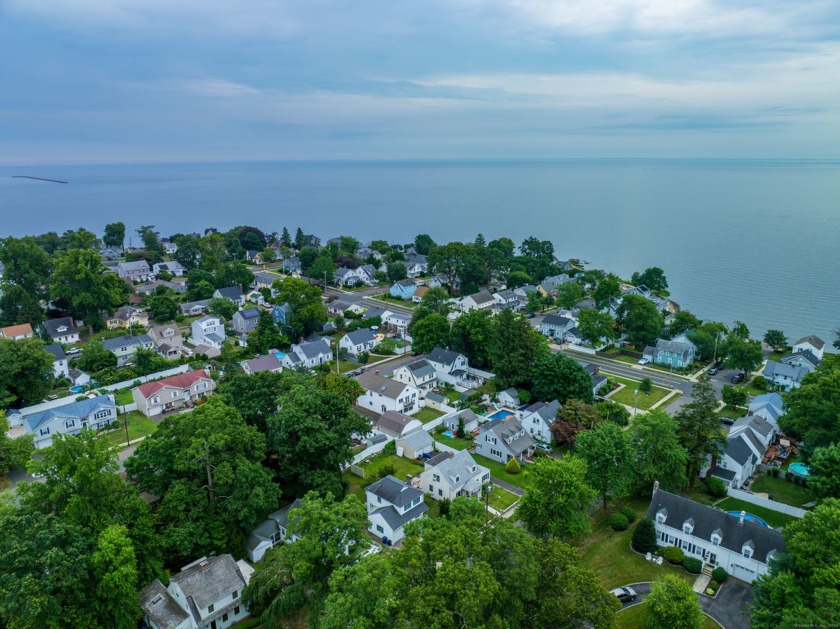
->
103, 334, 152, 351
0, 323, 33, 337
725, 434, 757, 466
24, 394, 115, 431
428, 449, 488, 493
294, 337, 331, 359
428, 347, 465, 367
376, 411, 421, 437
398, 429, 434, 452
140, 580, 190, 629
394, 279, 416, 289
44, 343, 66, 361
541, 314, 573, 328
405, 359, 436, 378
171, 554, 247, 617
344, 328, 375, 345
480, 417, 535, 455
118, 260, 150, 272
235, 308, 261, 320
215, 286, 243, 299
780, 350, 820, 368
466, 290, 495, 305
763, 360, 808, 381
42, 317, 77, 337
137, 370, 211, 398
655, 338, 695, 357
794, 335, 824, 350
242, 354, 283, 373
522, 400, 561, 428
367, 474, 424, 507
356, 371, 411, 400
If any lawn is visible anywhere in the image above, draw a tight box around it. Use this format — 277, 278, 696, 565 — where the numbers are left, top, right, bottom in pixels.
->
374, 295, 418, 309
714, 497, 798, 528
414, 407, 444, 422
615, 603, 718, 629
114, 388, 133, 406
443, 389, 461, 404
472, 454, 530, 489
578, 497, 695, 590
715, 405, 747, 420
434, 434, 473, 451
424, 495, 441, 519
332, 360, 360, 374
486, 486, 520, 512
750, 474, 815, 508
360, 454, 424, 483
604, 374, 673, 411
99, 411, 158, 448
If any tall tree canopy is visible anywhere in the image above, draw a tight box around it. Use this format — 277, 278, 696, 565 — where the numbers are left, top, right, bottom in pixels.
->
530, 352, 594, 404
0, 338, 55, 409
576, 421, 632, 509
628, 410, 687, 493
780, 358, 840, 457
0, 236, 52, 325
102, 222, 126, 249
449, 309, 494, 368
674, 378, 721, 486
491, 309, 546, 390
272, 276, 327, 340
49, 249, 119, 326
409, 313, 450, 354
630, 267, 668, 292
644, 574, 703, 629
616, 294, 664, 346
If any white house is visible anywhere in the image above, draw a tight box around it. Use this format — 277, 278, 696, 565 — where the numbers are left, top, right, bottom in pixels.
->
339, 329, 377, 356
365, 475, 428, 544
44, 344, 70, 379
334, 265, 377, 287
421, 450, 490, 501
382, 311, 410, 335
0, 323, 34, 340
355, 371, 420, 415
374, 411, 423, 439
42, 317, 80, 345
245, 498, 301, 562
792, 334, 825, 360
703, 428, 765, 489
152, 261, 187, 277
748, 393, 785, 424
519, 400, 561, 444
281, 337, 332, 369
213, 286, 246, 309
647, 484, 785, 582
474, 417, 535, 464
426, 347, 470, 386
459, 290, 496, 312
241, 353, 284, 375
763, 360, 809, 392
393, 359, 438, 391
442, 409, 480, 434
538, 314, 577, 341
396, 430, 435, 459
496, 387, 521, 408
117, 260, 152, 282
103, 334, 154, 367
140, 554, 250, 629
191, 316, 226, 350
11, 394, 117, 449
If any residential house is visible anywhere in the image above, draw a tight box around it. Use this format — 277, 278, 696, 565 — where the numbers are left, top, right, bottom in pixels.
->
396, 430, 435, 459
475, 417, 535, 463
140, 554, 250, 629
404, 254, 428, 277
339, 328, 377, 356
281, 337, 332, 369
45, 344, 70, 379
779, 350, 821, 373
42, 317, 80, 344
427, 347, 475, 387
132, 369, 215, 417
135, 279, 187, 296
647, 484, 785, 582
421, 450, 490, 501
624, 285, 671, 311
442, 409, 480, 434
326, 299, 354, 316
729, 414, 778, 452
241, 353, 284, 375
748, 393, 785, 424
179, 299, 211, 316
357, 264, 378, 284
245, 499, 302, 562
191, 316, 226, 351
117, 260, 152, 282
213, 286, 245, 309
412, 286, 429, 303
99, 246, 123, 260
493, 289, 520, 311
763, 360, 809, 392
383, 311, 410, 335
105, 306, 149, 330
152, 261, 187, 277
270, 303, 290, 326
148, 324, 186, 358
374, 411, 423, 439
390, 279, 418, 300
393, 359, 438, 391
161, 239, 178, 255
232, 309, 261, 336
252, 273, 277, 291
792, 335, 825, 360
365, 475, 428, 544
459, 290, 496, 312
12, 394, 117, 449
0, 323, 34, 340
704, 429, 764, 489
334, 265, 376, 287
356, 371, 420, 415
519, 400, 561, 444
103, 334, 154, 367
538, 314, 577, 341
281, 257, 301, 274
361, 306, 387, 322
647, 334, 697, 369
497, 388, 520, 407
537, 274, 575, 298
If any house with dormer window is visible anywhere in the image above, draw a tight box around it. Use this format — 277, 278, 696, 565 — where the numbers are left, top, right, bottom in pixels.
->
103, 333, 154, 367
519, 400, 561, 444
12, 394, 117, 449
42, 317, 80, 345
647, 483, 785, 582
365, 475, 428, 544
355, 371, 419, 415
474, 417, 535, 463
421, 450, 490, 501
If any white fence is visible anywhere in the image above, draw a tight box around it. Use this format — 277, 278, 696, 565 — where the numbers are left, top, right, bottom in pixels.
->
726, 488, 806, 519
433, 440, 460, 455
567, 343, 597, 355
97, 365, 191, 392
351, 439, 391, 465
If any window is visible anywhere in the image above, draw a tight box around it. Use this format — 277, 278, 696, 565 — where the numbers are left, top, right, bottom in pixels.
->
490, 448, 503, 458
377, 496, 381, 503
438, 489, 443, 496
711, 535, 721, 546
234, 607, 240, 616
172, 390, 180, 398
232, 590, 238, 599
93, 410, 111, 420
39, 427, 50, 436
429, 484, 433, 491
376, 525, 384, 533
151, 396, 160, 404
65, 419, 76, 429
222, 614, 228, 622
432, 474, 440, 482
208, 604, 215, 613
743, 548, 752, 558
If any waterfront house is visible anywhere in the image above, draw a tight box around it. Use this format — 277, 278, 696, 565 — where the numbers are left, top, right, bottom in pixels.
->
748, 393, 785, 424
647, 483, 785, 582
519, 400, 561, 444
421, 450, 490, 501
393, 359, 438, 392
355, 371, 420, 415
103, 333, 154, 367
42, 317, 80, 345
12, 394, 117, 449
232, 309, 260, 335
0, 323, 34, 340
763, 360, 808, 391
45, 344, 70, 379
246, 499, 302, 562
117, 260, 152, 282
241, 353, 284, 375
105, 306, 149, 330
474, 417, 535, 464
365, 475, 428, 544
213, 286, 245, 309
780, 350, 821, 373
648, 334, 697, 369
132, 369, 215, 417
338, 328, 377, 356
390, 279, 417, 300
191, 316, 226, 351
792, 335, 825, 360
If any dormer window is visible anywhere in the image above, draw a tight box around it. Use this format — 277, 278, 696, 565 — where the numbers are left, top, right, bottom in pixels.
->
711, 534, 721, 546
682, 518, 694, 535
656, 509, 667, 524
743, 548, 752, 559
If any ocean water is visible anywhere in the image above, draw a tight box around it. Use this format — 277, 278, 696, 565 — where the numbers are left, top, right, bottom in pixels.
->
3, 159, 839, 341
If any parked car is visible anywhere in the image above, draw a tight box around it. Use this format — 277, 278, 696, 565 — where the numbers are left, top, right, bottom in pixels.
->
610, 586, 637, 604
638, 357, 650, 365
708, 366, 719, 375
721, 417, 735, 426
535, 443, 552, 453
526, 312, 536, 319
731, 372, 746, 384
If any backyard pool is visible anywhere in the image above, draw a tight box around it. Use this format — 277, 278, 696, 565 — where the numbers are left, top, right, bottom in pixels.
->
727, 511, 770, 528
486, 410, 516, 420
69, 386, 85, 394
443, 430, 455, 438
788, 462, 811, 476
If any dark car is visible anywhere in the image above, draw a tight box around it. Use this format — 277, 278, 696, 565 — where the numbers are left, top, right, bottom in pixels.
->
526, 312, 536, 319
731, 372, 746, 384
708, 366, 719, 376
609, 586, 637, 604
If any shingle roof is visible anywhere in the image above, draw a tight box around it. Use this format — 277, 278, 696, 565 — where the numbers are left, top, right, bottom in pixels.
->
171, 555, 246, 617
395, 279, 416, 289
764, 360, 808, 382
480, 417, 535, 455
344, 328, 375, 345
137, 370, 211, 398
655, 338, 695, 358
541, 314, 572, 328
726, 434, 757, 466
373, 502, 429, 530
242, 354, 283, 373
428, 347, 464, 367
42, 317, 77, 337
467, 290, 495, 305
24, 394, 115, 431
0, 323, 33, 337
406, 359, 436, 378
376, 411, 420, 437
398, 429, 434, 452
215, 286, 243, 299
44, 344, 66, 361
711, 467, 737, 482
429, 449, 488, 493
367, 474, 424, 507
794, 335, 824, 350
140, 580, 190, 629
295, 338, 331, 359
103, 334, 151, 351
356, 371, 410, 400
781, 350, 820, 367
118, 260, 150, 272
522, 400, 561, 428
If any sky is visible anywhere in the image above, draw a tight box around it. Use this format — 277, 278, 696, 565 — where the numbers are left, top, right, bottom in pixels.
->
3, 0, 840, 164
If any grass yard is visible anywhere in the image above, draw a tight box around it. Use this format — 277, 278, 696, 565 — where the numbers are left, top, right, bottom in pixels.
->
332, 360, 360, 374
604, 374, 673, 410
750, 474, 815, 508
99, 411, 158, 448
424, 495, 441, 519
434, 434, 473, 451
414, 407, 444, 422
443, 389, 461, 404
473, 454, 530, 489
781, 454, 802, 471
578, 497, 695, 590
486, 486, 519, 512
615, 603, 719, 629
715, 405, 748, 420
114, 388, 134, 406
714, 497, 797, 528
360, 454, 424, 483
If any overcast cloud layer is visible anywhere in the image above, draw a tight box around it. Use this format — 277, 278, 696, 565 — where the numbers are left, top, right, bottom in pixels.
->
3, 0, 840, 163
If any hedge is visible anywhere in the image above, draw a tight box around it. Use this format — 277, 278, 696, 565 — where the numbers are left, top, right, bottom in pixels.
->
661, 546, 685, 564
683, 558, 702, 574
619, 506, 637, 523
712, 567, 728, 583
608, 513, 629, 531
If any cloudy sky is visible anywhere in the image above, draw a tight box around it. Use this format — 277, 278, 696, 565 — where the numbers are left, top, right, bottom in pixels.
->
3, 0, 840, 163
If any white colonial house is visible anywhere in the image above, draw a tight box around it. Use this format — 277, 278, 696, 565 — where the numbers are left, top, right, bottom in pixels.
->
334, 265, 376, 287
45, 344, 70, 379
474, 417, 535, 464
792, 334, 825, 360
382, 311, 410, 335
442, 409, 480, 434
420, 450, 490, 501
355, 371, 420, 415
7, 394, 117, 449
191, 315, 226, 352
393, 359, 438, 391
280, 337, 332, 369
459, 290, 496, 312
42, 317, 80, 345
365, 475, 428, 544
647, 484, 785, 582
427, 347, 471, 386
519, 400, 561, 444
339, 329, 377, 356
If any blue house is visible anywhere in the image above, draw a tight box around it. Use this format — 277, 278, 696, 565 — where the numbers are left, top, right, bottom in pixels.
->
282, 257, 301, 274
271, 302, 290, 326
389, 279, 417, 300
646, 333, 697, 369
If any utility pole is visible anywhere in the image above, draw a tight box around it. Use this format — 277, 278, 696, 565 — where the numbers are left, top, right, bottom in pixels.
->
324, 270, 328, 292
122, 405, 131, 446
634, 389, 639, 417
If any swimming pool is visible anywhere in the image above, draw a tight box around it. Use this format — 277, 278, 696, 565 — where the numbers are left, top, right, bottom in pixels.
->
727, 511, 770, 528
443, 430, 455, 438
487, 410, 515, 420
788, 462, 811, 476
69, 385, 85, 394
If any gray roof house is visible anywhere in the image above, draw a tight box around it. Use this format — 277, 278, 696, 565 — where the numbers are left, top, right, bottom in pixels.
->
474, 417, 535, 463
17, 394, 117, 449
213, 286, 245, 307
443, 409, 481, 434
375, 410, 423, 439
103, 333, 154, 367
232, 308, 261, 335
538, 314, 575, 340
117, 260, 151, 281
179, 299, 211, 316
42, 317, 80, 344
339, 328, 377, 356
246, 498, 302, 562
365, 475, 428, 544
44, 343, 70, 379
393, 358, 438, 391
421, 449, 490, 501
792, 335, 825, 360
355, 371, 420, 415
748, 393, 784, 423
519, 400, 561, 444
396, 430, 436, 459
241, 353, 284, 375
459, 290, 496, 312
763, 360, 809, 392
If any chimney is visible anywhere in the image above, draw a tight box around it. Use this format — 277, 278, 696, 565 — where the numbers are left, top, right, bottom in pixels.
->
652, 480, 659, 494
739, 511, 746, 525
199, 559, 209, 570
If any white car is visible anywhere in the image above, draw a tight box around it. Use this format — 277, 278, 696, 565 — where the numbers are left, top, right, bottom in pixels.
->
637, 357, 649, 365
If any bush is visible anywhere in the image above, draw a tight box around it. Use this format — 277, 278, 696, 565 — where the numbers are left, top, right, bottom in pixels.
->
383, 440, 396, 455
505, 458, 521, 475
608, 513, 629, 531
373, 463, 396, 481
712, 567, 728, 583
709, 580, 719, 590
662, 546, 685, 564
619, 506, 637, 523
631, 517, 658, 554
683, 558, 702, 573
752, 375, 768, 390
706, 588, 715, 596
435, 424, 447, 434
769, 468, 779, 477
439, 498, 451, 517
705, 476, 728, 498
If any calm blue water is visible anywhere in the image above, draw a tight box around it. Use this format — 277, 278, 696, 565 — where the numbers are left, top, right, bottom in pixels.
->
3, 159, 839, 341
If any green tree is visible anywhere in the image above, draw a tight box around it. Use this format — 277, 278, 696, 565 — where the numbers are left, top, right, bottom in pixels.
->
280, 227, 292, 248
61, 227, 100, 251
0, 415, 34, 478
555, 281, 583, 309
102, 222, 126, 249
721, 384, 748, 408
675, 378, 721, 486
260, 248, 277, 264
531, 352, 594, 404
413, 233, 436, 255
409, 313, 450, 354
0, 236, 52, 326
492, 309, 545, 390
807, 444, 840, 499
505, 270, 531, 288
596, 399, 631, 426
294, 227, 306, 250
308, 252, 336, 283
50, 249, 119, 328
248, 312, 287, 355
214, 261, 255, 289
668, 310, 700, 337
632, 517, 659, 553
125, 398, 279, 561
91, 524, 141, 629
273, 277, 327, 340
449, 309, 494, 368
518, 456, 596, 540
644, 574, 703, 629
0, 338, 55, 409
576, 422, 632, 509
136, 225, 165, 263
628, 410, 687, 493
133, 347, 172, 376
763, 329, 788, 351
411, 286, 451, 324
631, 267, 669, 293
592, 274, 621, 310
724, 335, 764, 374
148, 295, 178, 322
75, 340, 117, 374
577, 309, 616, 346
173, 234, 202, 269
616, 294, 664, 346
386, 261, 407, 283
245, 492, 370, 626
638, 377, 653, 395
219, 371, 284, 433
780, 361, 840, 455
687, 321, 728, 360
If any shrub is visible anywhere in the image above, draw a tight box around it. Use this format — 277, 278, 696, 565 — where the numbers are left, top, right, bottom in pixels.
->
619, 506, 637, 523
383, 440, 397, 455
505, 458, 521, 475
712, 567, 728, 583
709, 580, 719, 590
608, 513, 629, 531
705, 476, 728, 498
373, 463, 396, 481
769, 468, 779, 477
435, 424, 447, 434
705, 588, 715, 596
631, 517, 658, 554
752, 376, 768, 390
683, 558, 702, 573
662, 546, 685, 564
439, 498, 451, 517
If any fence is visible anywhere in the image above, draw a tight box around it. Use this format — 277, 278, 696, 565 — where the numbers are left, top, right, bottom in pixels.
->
348, 464, 366, 478
597, 348, 643, 359
568, 343, 597, 355
726, 487, 806, 519
351, 439, 391, 465
433, 440, 460, 455
98, 365, 191, 393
